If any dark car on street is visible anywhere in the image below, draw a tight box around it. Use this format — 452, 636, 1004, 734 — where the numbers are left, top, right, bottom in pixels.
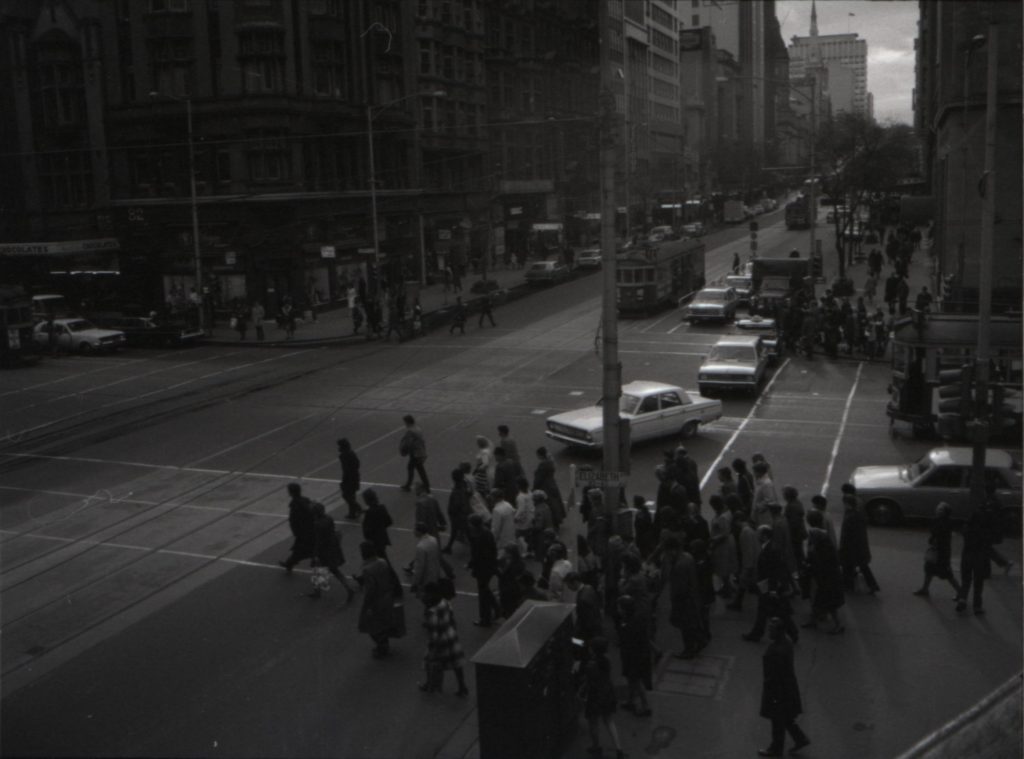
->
92, 314, 202, 347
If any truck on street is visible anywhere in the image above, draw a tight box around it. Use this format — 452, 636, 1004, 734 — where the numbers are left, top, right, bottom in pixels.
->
723, 200, 745, 224
749, 257, 813, 314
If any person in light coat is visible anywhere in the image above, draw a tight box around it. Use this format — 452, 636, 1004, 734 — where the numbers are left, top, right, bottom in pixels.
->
490, 488, 517, 550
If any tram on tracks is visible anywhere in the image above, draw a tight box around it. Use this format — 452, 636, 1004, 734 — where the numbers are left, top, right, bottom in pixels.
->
616, 237, 705, 316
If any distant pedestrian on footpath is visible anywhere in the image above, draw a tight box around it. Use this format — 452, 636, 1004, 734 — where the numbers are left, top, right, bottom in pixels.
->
757, 617, 810, 757
337, 438, 362, 520
478, 291, 497, 327
399, 414, 430, 493
250, 301, 265, 341
449, 296, 467, 335
279, 483, 315, 571
355, 541, 405, 659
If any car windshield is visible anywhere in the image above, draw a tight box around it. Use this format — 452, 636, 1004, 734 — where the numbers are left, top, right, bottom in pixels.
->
619, 393, 641, 415
708, 345, 753, 362
695, 291, 726, 303
66, 319, 96, 332
530, 263, 550, 271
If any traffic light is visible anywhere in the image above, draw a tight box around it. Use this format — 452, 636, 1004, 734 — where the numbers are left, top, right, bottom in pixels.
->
810, 251, 823, 279
989, 384, 1016, 431
936, 362, 974, 439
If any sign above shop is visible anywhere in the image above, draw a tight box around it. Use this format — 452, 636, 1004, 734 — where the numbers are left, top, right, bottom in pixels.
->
320, 245, 336, 259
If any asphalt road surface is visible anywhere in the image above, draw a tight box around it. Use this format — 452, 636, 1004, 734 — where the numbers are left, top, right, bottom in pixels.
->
1, 212, 1020, 759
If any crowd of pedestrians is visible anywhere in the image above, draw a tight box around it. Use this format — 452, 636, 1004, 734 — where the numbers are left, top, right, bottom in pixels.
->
273, 411, 1011, 757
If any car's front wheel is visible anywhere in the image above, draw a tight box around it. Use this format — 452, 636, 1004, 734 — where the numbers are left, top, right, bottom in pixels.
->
79, 342, 94, 353
866, 498, 902, 526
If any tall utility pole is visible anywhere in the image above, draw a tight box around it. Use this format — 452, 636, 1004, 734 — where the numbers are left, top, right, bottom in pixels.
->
808, 74, 818, 264
598, 0, 622, 519
969, 23, 998, 511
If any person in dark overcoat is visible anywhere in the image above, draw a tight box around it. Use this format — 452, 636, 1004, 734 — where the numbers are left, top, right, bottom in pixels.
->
279, 482, 315, 570
532, 447, 566, 528
443, 468, 473, 554
309, 502, 358, 602
667, 536, 705, 659
615, 594, 652, 717
839, 494, 880, 593
913, 502, 962, 598
361, 488, 393, 562
466, 513, 500, 627
581, 637, 624, 759
743, 526, 799, 643
496, 543, 526, 618
801, 511, 845, 634
337, 438, 362, 519
757, 618, 810, 757
956, 504, 997, 614
356, 541, 404, 658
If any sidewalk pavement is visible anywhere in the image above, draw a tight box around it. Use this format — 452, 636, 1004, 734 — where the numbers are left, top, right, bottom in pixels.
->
204, 264, 546, 347
816, 223, 936, 306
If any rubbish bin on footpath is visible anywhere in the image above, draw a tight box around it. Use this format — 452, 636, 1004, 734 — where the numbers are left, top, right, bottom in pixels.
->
471, 600, 577, 759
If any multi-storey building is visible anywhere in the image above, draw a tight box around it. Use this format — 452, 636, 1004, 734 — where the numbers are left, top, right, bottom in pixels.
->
914, 0, 1022, 311
788, 0, 868, 117
0, 0, 435, 314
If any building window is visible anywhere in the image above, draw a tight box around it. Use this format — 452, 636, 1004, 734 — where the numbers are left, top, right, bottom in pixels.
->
246, 130, 290, 181
149, 0, 190, 12
150, 37, 193, 98
312, 40, 345, 97
308, 0, 339, 15
39, 151, 93, 209
215, 150, 232, 186
692, 14, 699, 26
34, 44, 86, 128
239, 30, 284, 93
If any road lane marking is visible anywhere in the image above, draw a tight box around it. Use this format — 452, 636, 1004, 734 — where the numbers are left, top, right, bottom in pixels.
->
3, 349, 310, 440
820, 361, 864, 496
0, 528, 479, 597
699, 358, 791, 492
186, 411, 321, 468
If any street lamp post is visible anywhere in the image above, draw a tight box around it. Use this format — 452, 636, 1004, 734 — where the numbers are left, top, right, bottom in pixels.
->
150, 91, 203, 334
367, 90, 445, 291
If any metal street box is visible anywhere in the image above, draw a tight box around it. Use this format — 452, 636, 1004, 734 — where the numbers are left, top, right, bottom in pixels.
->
472, 601, 577, 759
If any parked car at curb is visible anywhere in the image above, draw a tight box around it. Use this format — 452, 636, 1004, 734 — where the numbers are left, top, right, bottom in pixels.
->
525, 260, 571, 285
575, 248, 603, 269
685, 287, 739, 323
545, 380, 722, 448
34, 318, 126, 353
850, 447, 1022, 527
697, 334, 770, 395
92, 314, 202, 347
681, 221, 706, 237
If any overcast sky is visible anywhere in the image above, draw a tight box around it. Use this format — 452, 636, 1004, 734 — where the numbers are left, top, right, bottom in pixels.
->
776, 0, 920, 124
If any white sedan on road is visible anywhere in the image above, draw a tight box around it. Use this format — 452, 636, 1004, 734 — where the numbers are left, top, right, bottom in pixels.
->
34, 318, 127, 353
545, 380, 722, 448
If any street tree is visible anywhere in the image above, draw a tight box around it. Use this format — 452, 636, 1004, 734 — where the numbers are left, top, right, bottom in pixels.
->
815, 114, 919, 280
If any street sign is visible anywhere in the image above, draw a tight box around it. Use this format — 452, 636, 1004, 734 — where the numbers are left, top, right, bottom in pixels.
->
320, 245, 336, 259
575, 469, 629, 488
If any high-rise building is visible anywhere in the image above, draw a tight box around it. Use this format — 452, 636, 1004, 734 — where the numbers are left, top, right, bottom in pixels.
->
788, 0, 868, 117
914, 0, 1022, 311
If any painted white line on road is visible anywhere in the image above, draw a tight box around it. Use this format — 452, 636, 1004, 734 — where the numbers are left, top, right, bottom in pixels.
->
0, 528, 479, 596
820, 361, 864, 497
641, 310, 681, 333
699, 358, 792, 492
4, 349, 310, 440
186, 411, 321, 468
